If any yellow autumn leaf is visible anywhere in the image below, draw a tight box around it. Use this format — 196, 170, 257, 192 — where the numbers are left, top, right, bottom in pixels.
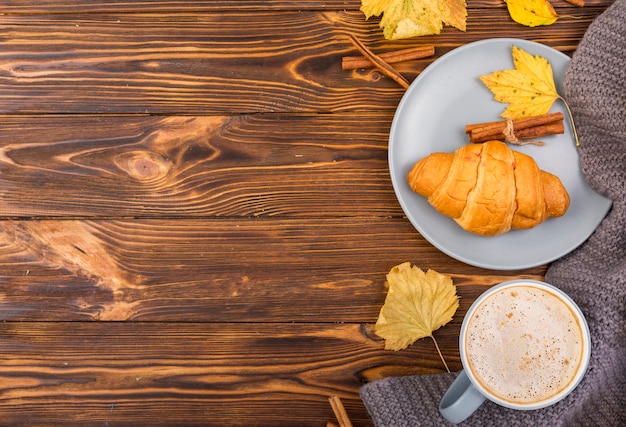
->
360, 0, 467, 40
479, 45, 560, 119
505, 0, 558, 27
375, 262, 459, 357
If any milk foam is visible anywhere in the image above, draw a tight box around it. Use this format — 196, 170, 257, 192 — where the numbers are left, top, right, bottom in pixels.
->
465, 285, 584, 404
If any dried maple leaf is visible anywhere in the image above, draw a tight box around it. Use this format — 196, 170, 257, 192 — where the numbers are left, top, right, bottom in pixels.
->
505, 0, 558, 27
480, 45, 581, 146
360, 0, 467, 40
375, 262, 459, 371
480, 45, 561, 120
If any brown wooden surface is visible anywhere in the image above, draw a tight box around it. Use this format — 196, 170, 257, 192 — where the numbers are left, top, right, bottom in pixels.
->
0, 1, 613, 425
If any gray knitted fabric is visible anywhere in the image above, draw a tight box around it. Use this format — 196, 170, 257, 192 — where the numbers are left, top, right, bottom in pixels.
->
360, 1, 626, 425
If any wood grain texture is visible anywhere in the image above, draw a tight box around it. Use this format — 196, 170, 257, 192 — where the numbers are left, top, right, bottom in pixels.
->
0, 0, 615, 13
0, 114, 397, 218
0, 217, 545, 322
0, 7, 610, 114
0, 321, 451, 426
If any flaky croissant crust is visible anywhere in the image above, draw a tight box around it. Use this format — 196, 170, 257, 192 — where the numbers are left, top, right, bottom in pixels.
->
408, 140, 570, 236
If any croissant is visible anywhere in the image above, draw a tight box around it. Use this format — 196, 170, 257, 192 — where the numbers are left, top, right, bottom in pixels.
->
408, 140, 570, 236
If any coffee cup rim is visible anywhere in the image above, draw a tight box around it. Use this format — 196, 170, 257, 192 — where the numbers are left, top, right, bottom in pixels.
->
459, 279, 591, 410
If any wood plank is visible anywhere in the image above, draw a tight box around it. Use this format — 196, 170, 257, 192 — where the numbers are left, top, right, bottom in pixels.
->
0, 321, 452, 426
0, 217, 546, 322
0, 11, 403, 115
0, 114, 399, 218
4, 0, 364, 13
0, 0, 614, 13
0, 8, 609, 115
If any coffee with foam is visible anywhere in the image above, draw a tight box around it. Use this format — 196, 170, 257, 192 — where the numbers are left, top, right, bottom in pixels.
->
464, 284, 585, 405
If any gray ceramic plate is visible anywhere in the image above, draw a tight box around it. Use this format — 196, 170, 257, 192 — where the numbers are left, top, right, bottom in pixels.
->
389, 38, 612, 270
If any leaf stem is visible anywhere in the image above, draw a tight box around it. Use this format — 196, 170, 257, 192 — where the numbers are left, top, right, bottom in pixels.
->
559, 96, 580, 147
430, 335, 451, 373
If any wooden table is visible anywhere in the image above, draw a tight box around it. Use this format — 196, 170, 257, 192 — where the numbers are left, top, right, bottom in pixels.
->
0, 1, 613, 425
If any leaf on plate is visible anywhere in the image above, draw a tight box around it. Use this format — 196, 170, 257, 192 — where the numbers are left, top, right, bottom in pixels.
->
479, 45, 560, 119
505, 0, 558, 27
360, 0, 467, 40
375, 262, 459, 362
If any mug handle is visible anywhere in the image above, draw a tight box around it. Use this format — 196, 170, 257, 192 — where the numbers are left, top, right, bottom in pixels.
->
439, 370, 486, 424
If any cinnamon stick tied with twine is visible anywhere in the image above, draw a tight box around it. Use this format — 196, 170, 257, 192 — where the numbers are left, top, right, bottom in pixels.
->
342, 45, 435, 70
466, 112, 565, 145
347, 35, 410, 89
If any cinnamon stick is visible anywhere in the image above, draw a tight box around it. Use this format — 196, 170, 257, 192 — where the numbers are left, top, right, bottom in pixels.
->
328, 395, 354, 427
466, 112, 564, 143
347, 35, 410, 89
512, 122, 564, 140
342, 45, 435, 70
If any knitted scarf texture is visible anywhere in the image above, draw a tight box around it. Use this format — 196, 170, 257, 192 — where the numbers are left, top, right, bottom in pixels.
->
360, 1, 626, 425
